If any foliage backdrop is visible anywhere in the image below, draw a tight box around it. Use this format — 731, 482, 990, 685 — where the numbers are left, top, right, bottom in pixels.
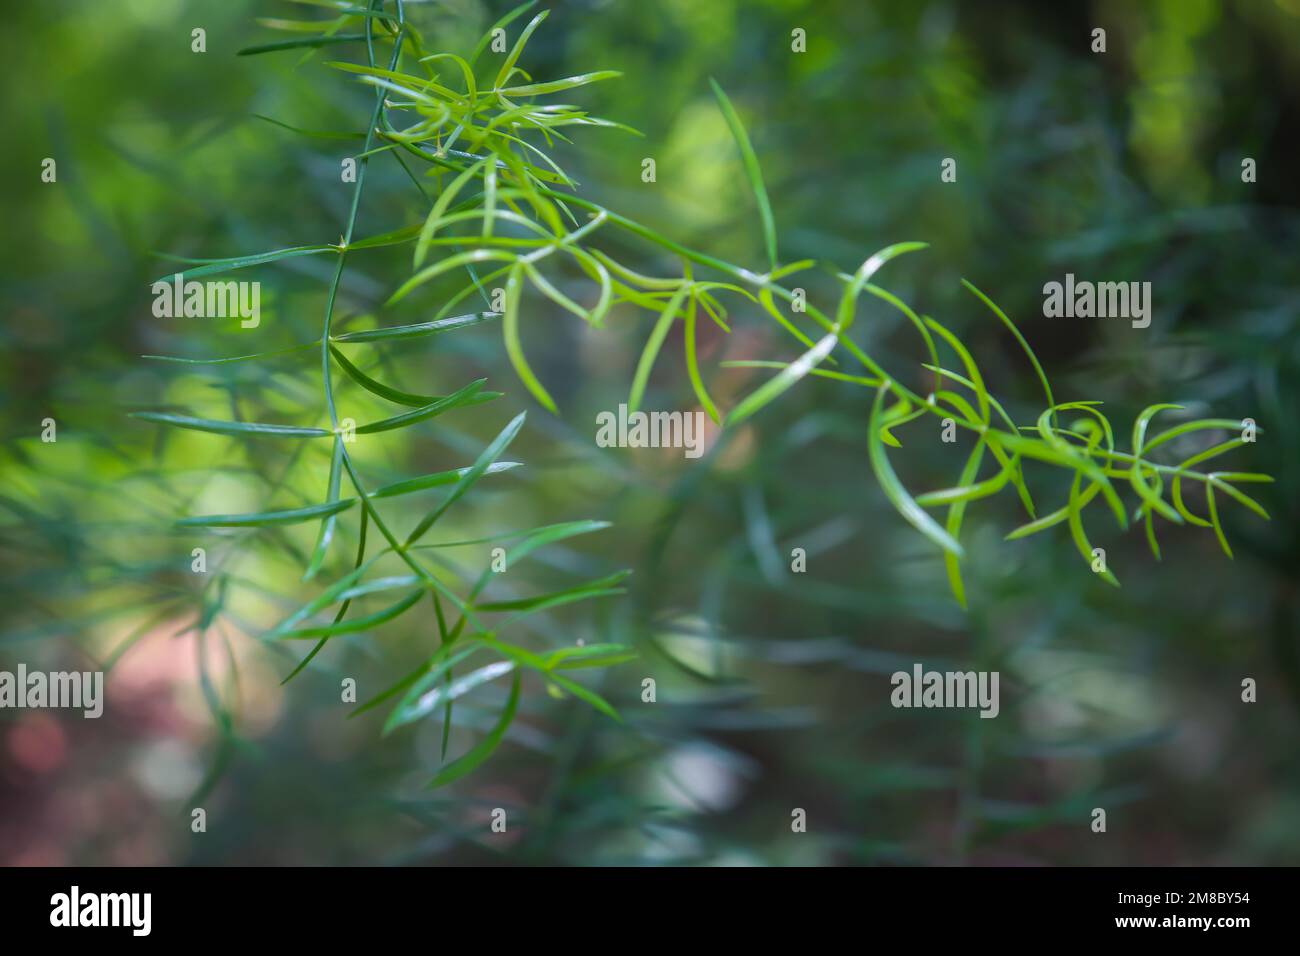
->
1, 0, 1298, 865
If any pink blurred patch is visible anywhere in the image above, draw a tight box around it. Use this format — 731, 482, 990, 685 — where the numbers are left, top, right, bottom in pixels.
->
8, 713, 67, 774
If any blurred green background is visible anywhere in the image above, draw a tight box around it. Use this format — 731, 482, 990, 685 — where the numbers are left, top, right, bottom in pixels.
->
1, 0, 1298, 865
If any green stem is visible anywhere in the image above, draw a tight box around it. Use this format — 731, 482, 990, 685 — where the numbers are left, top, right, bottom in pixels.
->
317, 1, 479, 629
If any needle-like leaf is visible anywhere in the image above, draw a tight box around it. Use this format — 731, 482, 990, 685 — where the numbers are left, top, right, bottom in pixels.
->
710, 78, 777, 271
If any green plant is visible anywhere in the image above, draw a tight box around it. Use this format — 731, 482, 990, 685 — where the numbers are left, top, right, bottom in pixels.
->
136, 0, 1272, 786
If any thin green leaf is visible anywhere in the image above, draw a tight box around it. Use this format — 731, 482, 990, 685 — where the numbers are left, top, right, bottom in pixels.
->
726, 330, 839, 427
178, 498, 354, 528
371, 461, 521, 500
709, 78, 776, 270
1005, 482, 1102, 540
548, 671, 621, 721
331, 344, 500, 408
475, 569, 631, 615
1127, 403, 1184, 524
1066, 473, 1119, 586
415, 159, 488, 268
253, 114, 366, 140
727, 243, 926, 426
329, 346, 430, 406
429, 671, 521, 787
962, 278, 1055, 424
494, 11, 549, 90
683, 292, 721, 423
153, 245, 336, 282
629, 284, 690, 414
543, 643, 637, 669
404, 412, 527, 547
468, 520, 612, 600
285, 507, 370, 684
383, 647, 484, 734
355, 379, 488, 434
470, 0, 538, 66
1144, 506, 1162, 560
131, 412, 331, 439
238, 34, 367, 56
332, 310, 500, 343
1206, 482, 1232, 558
1144, 418, 1255, 455
1212, 478, 1270, 522
502, 71, 622, 97
142, 342, 320, 366
285, 589, 424, 639
942, 440, 987, 609
721, 360, 880, 387
391, 250, 519, 307
268, 558, 380, 638
502, 264, 558, 412
867, 385, 963, 557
